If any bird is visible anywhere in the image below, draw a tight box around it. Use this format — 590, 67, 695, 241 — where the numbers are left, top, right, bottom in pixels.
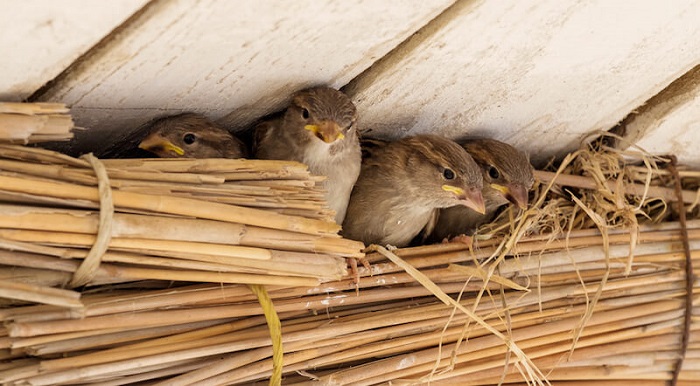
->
137, 113, 247, 159
96, 113, 247, 159
428, 138, 534, 243
253, 86, 361, 225
342, 134, 485, 248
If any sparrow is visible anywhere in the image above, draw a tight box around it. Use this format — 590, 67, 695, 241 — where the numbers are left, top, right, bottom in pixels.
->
342, 135, 485, 248
253, 87, 360, 225
138, 113, 247, 158
428, 138, 534, 242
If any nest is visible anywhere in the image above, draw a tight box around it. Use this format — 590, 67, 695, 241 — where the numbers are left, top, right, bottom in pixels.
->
0, 105, 699, 385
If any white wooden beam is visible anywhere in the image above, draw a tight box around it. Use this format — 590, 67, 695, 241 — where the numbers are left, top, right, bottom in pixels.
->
34, 0, 454, 154
0, 0, 148, 101
620, 65, 700, 168
345, 0, 700, 165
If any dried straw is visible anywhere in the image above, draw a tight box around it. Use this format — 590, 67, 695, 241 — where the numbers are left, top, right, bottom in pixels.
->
0, 103, 73, 143
1, 129, 699, 384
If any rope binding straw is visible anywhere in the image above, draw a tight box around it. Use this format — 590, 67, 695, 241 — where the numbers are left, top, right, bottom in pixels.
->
248, 284, 283, 386
69, 154, 114, 288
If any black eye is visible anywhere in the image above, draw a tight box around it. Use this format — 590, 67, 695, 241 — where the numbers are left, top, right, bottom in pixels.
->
488, 166, 500, 179
183, 133, 196, 145
443, 168, 455, 180
301, 108, 310, 119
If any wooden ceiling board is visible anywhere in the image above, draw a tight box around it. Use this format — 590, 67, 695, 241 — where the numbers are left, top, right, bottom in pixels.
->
345, 0, 700, 165
33, 0, 455, 154
0, 0, 148, 101
623, 65, 700, 168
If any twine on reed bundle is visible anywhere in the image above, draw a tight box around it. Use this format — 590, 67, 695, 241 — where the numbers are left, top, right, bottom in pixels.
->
69, 154, 114, 288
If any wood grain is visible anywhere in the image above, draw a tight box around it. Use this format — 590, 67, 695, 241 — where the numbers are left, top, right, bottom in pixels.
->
0, 0, 148, 101
33, 0, 454, 155
345, 0, 700, 165
620, 64, 700, 168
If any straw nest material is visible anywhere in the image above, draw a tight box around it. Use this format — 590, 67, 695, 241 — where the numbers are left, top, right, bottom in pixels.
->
0, 105, 699, 385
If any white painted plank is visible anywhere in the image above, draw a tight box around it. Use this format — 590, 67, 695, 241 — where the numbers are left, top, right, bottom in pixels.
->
35, 0, 454, 154
346, 0, 700, 165
0, 0, 148, 101
623, 65, 700, 168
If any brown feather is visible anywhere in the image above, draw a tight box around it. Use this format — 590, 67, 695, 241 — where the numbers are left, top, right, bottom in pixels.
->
137, 113, 247, 159
253, 87, 361, 224
343, 135, 483, 247
429, 138, 534, 242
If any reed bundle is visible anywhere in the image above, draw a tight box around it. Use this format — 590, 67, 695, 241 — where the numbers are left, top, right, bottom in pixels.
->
0, 103, 74, 143
0, 220, 697, 385
0, 128, 699, 385
0, 144, 362, 297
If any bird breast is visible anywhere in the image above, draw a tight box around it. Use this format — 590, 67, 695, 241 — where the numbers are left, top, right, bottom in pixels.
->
303, 135, 360, 224
379, 200, 436, 247
302, 138, 338, 167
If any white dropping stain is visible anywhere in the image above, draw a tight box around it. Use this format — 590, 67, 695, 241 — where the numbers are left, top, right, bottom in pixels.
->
320, 294, 348, 306
306, 286, 338, 294
397, 355, 416, 369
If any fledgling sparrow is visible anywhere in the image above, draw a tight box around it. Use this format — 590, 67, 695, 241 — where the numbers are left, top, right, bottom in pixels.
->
254, 87, 361, 224
342, 135, 485, 247
137, 113, 247, 159
428, 138, 534, 242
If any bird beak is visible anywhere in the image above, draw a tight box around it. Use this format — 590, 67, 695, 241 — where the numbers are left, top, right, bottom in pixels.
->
139, 133, 185, 156
305, 121, 345, 143
490, 183, 529, 210
442, 185, 486, 214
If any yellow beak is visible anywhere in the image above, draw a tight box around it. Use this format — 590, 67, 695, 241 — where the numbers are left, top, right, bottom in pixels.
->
139, 133, 185, 156
305, 121, 345, 143
442, 185, 486, 214
490, 183, 529, 210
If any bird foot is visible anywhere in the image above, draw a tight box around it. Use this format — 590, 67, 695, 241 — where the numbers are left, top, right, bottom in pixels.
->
442, 234, 473, 247
349, 257, 372, 295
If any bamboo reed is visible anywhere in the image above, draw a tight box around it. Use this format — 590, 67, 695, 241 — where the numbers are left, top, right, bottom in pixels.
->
0, 174, 339, 235
0, 204, 363, 256
0, 103, 73, 143
0, 282, 82, 309
534, 170, 698, 204
0, 135, 699, 385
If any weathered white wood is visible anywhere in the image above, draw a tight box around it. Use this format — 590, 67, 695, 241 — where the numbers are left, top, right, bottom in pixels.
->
0, 0, 148, 101
34, 0, 454, 154
620, 65, 700, 168
346, 0, 700, 165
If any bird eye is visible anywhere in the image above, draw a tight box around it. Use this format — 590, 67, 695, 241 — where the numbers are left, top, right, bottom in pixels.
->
488, 166, 500, 179
301, 108, 310, 119
183, 133, 196, 145
443, 168, 455, 180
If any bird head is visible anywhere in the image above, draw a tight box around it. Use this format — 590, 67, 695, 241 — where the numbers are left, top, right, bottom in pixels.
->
285, 87, 357, 145
138, 113, 246, 159
462, 138, 534, 210
397, 135, 485, 214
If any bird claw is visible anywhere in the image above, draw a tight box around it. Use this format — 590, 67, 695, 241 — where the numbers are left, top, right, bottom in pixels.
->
348, 257, 372, 295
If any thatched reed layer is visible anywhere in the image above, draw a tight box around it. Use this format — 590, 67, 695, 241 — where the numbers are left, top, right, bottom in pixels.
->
1, 121, 699, 384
